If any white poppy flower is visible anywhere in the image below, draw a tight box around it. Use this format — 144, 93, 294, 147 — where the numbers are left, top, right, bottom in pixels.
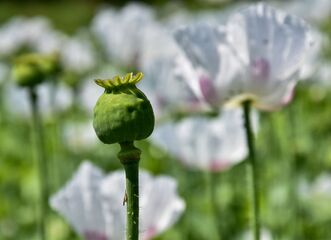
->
139, 22, 180, 71
50, 161, 107, 239
100, 169, 185, 240
5, 81, 72, 117
63, 121, 98, 152
285, 0, 331, 23
298, 30, 327, 80
174, 23, 245, 107
174, 3, 313, 111
139, 57, 203, 120
60, 31, 97, 74
151, 108, 251, 172
0, 18, 28, 57
50, 161, 185, 240
0, 16, 65, 57
225, 3, 313, 110
136, 22, 206, 119
91, 3, 155, 67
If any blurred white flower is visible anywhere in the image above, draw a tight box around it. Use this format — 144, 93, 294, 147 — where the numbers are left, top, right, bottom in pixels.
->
299, 173, 331, 199
298, 173, 331, 221
0, 16, 65, 57
34, 28, 65, 54
175, 3, 313, 111
60, 30, 97, 74
285, 0, 331, 23
241, 228, 273, 240
299, 30, 327, 80
315, 61, 331, 85
50, 161, 185, 240
50, 161, 107, 239
5, 81, 72, 117
100, 168, 185, 240
127, 20, 207, 119
174, 24, 241, 108
139, 57, 203, 120
151, 108, 252, 172
164, 2, 247, 30
91, 3, 155, 67
80, 65, 120, 114
0, 17, 30, 57
139, 22, 180, 71
63, 121, 98, 152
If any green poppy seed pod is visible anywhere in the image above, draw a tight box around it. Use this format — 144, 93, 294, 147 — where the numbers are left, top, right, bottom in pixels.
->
12, 53, 60, 87
39, 53, 61, 76
93, 72, 155, 144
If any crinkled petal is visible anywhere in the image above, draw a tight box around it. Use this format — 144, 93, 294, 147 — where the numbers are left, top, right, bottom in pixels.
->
50, 161, 106, 236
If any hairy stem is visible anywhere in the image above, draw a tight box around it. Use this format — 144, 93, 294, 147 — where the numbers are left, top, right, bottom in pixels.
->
118, 141, 141, 240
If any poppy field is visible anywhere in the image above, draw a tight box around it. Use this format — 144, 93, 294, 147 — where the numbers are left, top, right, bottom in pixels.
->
0, 0, 331, 239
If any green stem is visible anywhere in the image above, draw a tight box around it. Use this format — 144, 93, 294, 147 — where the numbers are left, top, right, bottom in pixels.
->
29, 87, 48, 240
118, 141, 141, 240
243, 101, 260, 240
0, 83, 4, 126
208, 172, 222, 240
287, 103, 303, 239
49, 80, 60, 191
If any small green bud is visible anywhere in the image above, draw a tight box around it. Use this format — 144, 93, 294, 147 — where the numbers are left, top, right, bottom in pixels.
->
93, 72, 155, 144
39, 53, 61, 76
62, 71, 81, 89
12, 53, 60, 87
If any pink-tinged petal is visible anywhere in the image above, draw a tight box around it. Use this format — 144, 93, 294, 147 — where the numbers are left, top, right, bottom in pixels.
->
143, 226, 157, 240
281, 84, 295, 106
209, 160, 231, 172
199, 76, 219, 105
256, 72, 298, 111
84, 231, 108, 240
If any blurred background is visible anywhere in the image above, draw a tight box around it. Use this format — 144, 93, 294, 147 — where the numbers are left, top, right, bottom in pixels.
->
0, 0, 331, 239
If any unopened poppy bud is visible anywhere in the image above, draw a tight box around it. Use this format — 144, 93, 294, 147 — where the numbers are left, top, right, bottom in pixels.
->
93, 72, 155, 144
12, 53, 60, 87
40, 53, 61, 76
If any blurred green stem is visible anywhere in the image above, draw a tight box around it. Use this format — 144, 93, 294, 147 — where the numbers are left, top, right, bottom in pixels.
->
49, 80, 60, 191
287, 103, 303, 239
0, 83, 4, 125
118, 141, 141, 240
29, 87, 48, 240
243, 101, 260, 240
207, 172, 222, 240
